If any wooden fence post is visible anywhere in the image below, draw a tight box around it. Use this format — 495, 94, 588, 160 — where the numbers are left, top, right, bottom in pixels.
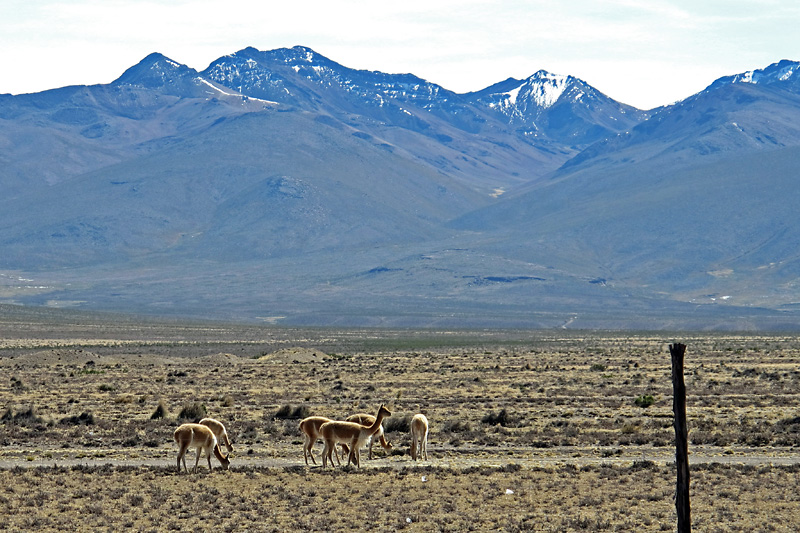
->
670, 342, 691, 532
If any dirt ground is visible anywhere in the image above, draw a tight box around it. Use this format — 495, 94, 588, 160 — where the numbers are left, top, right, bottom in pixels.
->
1, 306, 800, 531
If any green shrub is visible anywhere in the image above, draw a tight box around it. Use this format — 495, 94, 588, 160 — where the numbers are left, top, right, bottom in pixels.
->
634, 395, 655, 408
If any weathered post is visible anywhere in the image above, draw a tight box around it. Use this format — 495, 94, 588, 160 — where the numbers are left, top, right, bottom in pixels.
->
670, 342, 690, 532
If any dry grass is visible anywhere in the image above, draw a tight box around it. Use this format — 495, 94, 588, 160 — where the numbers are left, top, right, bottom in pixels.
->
1, 317, 800, 531
1, 463, 798, 532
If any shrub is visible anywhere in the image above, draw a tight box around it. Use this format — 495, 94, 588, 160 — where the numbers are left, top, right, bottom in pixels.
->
177, 402, 207, 421
150, 400, 168, 420
384, 414, 412, 433
60, 412, 95, 425
1, 406, 42, 425
482, 409, 515, 427
634, 395, 655, 408
274, 405, 310, 420
441, 419, 472, 433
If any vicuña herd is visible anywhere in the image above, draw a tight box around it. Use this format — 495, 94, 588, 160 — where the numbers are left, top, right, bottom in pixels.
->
175, 406, 428, 473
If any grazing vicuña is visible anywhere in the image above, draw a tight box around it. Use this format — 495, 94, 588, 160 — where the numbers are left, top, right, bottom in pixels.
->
341, 412, 393, 460
199, 417, 234, 453
174, 423, 230, 473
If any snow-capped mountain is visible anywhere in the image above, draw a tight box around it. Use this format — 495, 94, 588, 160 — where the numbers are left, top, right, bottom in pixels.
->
199, 46, 645, 143
201, 46, 500, 137
465, 70, 647, 145
705, 59, 800, 91
204, 46, 454, 109
3, 48, 800, 328
560, 59, 800, 173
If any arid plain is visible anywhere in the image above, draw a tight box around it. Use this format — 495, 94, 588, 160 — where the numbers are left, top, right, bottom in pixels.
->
1, 305, 799, 531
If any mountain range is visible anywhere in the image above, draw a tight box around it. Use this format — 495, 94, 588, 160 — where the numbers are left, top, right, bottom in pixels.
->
2, 47, 800, 329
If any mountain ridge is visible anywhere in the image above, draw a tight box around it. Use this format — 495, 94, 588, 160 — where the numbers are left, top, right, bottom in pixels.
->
2, 47, 800, 328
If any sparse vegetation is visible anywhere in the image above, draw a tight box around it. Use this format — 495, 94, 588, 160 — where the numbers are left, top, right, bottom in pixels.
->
634, 394, 656, 408
1, 317, 800, 531
274, 404, 311, 420
482, 408, 516, 427
150, 400, 168, 420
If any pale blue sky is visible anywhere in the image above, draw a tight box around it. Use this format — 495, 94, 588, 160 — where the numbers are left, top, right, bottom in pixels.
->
1, 0, 798, 109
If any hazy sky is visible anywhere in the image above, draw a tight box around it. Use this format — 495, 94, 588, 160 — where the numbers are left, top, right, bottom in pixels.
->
1, 0, 798, 109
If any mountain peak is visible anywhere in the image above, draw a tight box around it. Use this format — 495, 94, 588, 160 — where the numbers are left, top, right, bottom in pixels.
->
468, 70, 580, 113
523, 70, 571, 108
706, 59, 800, 92
113, 53, 196, 88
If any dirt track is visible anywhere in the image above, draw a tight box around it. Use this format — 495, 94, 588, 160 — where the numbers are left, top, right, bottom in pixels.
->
3, 444, 798, 471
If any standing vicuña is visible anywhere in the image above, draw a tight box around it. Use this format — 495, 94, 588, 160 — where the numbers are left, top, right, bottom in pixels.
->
320, 405, 392, 468
340, 413, 393, 459
174, 423, 230, 473
199, 417, 234, 453
299, 416, 341, 466
410, 413, 428, 461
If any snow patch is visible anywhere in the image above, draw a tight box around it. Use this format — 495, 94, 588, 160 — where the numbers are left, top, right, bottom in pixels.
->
505, 85, 522, 105
779, 64, 797, 81
528, 72, 568, 108
196, 78, 278, 104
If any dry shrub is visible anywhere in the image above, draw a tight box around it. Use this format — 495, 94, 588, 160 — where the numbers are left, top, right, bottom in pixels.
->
385, 414, 412, 433
59, 412, 95, 426
441, 419, 472, 433
150, 400, 168, 420
482, 408, 515, 427
274, 404, 310, 420
1, 406, 42, 425
177, 402, 206, 421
